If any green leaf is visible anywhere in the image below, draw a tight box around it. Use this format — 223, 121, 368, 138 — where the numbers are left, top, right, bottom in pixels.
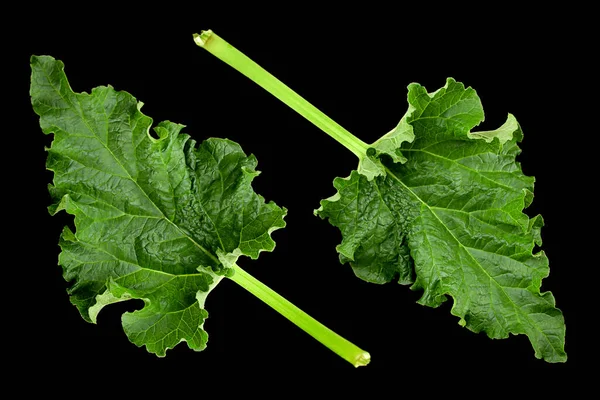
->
316, 78, 566, 363
31, 55, 286, 356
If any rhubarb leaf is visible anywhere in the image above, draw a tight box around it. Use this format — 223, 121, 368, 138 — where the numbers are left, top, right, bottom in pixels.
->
31, 55, 286, 356
316, 78, 566, 363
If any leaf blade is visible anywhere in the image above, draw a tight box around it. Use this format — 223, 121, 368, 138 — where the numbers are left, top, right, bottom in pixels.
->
31, 55, 286, 356
317, 78, 566, 362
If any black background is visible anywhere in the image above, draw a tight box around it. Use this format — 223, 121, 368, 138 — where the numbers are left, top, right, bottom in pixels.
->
11, 3, 591, 393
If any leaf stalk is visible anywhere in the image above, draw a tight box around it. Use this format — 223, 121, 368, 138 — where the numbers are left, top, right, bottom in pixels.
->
229, 264, 370, 368
194, 30, 369, 158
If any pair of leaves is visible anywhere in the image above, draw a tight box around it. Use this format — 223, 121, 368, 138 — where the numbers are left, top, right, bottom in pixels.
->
316, 79, 566, 362
32, 54, 566, 363
31, 55, 286, 356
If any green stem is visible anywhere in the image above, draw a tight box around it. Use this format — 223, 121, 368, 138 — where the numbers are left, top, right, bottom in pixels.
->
229, 263, 370, 368
193, 30, 369, 158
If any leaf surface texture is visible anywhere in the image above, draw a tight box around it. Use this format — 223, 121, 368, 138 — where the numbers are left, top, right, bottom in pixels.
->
31, 56, 286, 356
316, 78, 566, 362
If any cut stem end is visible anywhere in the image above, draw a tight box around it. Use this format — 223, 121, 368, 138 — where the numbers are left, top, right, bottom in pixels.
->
192, 30, 213, 48
354, 351, 371, 367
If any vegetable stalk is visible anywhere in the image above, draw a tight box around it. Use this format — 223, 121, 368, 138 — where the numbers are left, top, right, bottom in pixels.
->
193, 30, 369, 158
230, 264, 370, 367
